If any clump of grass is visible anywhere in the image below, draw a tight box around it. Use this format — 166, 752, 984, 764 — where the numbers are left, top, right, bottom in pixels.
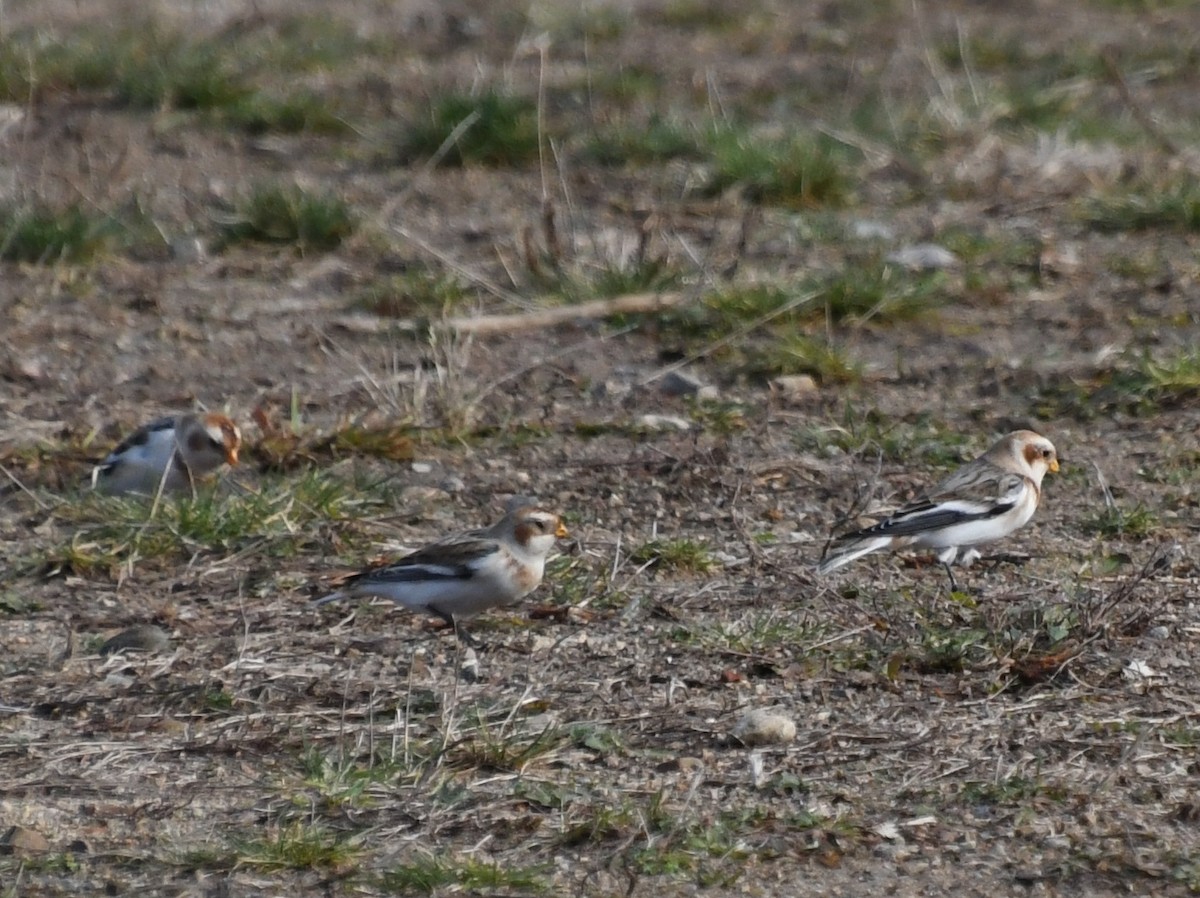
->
584, 115, 703, 166
1080, 179, 1200, 233
703, 128, 849, 208
236, 823, 359, 872
377, 856, 548, 895
632, 538, 718, 573
220, 184, 355, 252
399, 90, 539, 166
651, 0, 744, 28
821, 263, 943, 322
0, 204, 115, 263
1082, 504, 1159, 539
34, 472, 362, 578
225, 92, 348, 135
111, 37, 250, 112
751, 335, 861, 385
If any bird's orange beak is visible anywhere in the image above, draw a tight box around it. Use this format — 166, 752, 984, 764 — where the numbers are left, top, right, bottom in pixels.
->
555, 521, 569, 539
1048, 458, 1060, 473
225, 447, 240, 466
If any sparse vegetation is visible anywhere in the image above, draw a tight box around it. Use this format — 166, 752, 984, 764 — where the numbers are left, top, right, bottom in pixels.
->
1081, 179, 1200, 233
220, 184, 356, 251
0, 204, 116, 263
398, 90, 540, 166
702, 127, 850, 208
632, 538, 719, 573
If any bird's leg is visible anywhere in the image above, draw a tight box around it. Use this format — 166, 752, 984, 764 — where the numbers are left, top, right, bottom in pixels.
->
933, 547, 963, 593
452, 619, 485, 650
429, 606, 485, 649
941, 561, 960, 594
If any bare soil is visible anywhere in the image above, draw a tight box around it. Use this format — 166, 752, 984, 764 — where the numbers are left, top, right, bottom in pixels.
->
4, 1, 1200, 896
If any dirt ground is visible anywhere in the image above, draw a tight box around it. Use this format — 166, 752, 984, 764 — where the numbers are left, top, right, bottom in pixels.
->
4, 1, 1200, 896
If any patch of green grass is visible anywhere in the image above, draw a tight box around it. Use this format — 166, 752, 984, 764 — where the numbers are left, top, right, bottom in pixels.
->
650, 0, 745, 28
220, 184, 355, 252
225, 91, 348, 135
961, 776, 1069, 806
577, 255, 683, 300
0, 24, 358, 135
34, 471, 365, 578
822, 262, 944, 322
441, 711, 566, 773
527, 2, 630, 41
688, 399, 750, 434
237, 822, 359, 872
632, 538, 718, 573
750, 335, 861, 385
1080, 179, 1200, 233
673, 612, 827, 655
794, 411, 969, 466
1081, 504, 1160, 539
0, 204, 116, 263
583, 66, 666, 109
703, 128, 850, 208
399, 90, 539, 166
378, 855, 548, 895
584, 115, 704, 165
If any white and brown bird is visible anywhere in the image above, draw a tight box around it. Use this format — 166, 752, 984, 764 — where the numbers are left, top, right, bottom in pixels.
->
314, 505, 569, 646
91, 413, 242, 497
816, 430, 1059, 590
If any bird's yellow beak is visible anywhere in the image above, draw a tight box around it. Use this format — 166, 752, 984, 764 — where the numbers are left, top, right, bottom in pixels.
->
225, 447, 240, 466
1048, 459, 1060, 473
555, 521, 569, 539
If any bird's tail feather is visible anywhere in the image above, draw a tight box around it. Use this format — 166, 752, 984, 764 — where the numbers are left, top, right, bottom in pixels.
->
815, 537, 893, 576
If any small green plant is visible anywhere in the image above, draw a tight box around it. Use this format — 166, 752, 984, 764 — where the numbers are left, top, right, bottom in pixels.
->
703, 128, 849, 208
821, 263, 943, 322
377, 855, 548, 894
236, 822, 358, 871
584, 115, 703, 165
399, 90, 539, 166
632, 538, 718, 573
749, 334, 861, 385
1080, 179, 1200, 233
220, 184, 355, 251
0, 204, 115, 263
1081, 503, 1159, 539
226, 92, 348, 135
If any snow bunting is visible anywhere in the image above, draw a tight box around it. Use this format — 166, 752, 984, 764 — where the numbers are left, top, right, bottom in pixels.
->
91, 413, 242, 497
314, 505, 569, 647
816, 430, 1059, 590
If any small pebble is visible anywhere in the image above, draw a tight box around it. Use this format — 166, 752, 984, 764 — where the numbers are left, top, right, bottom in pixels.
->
659, 370, 706, 397
637, 414, 692, 432
440, 475, 466, 494
771, 374, 818, 403
886, 243, 959, 271
850, 219, 895, 240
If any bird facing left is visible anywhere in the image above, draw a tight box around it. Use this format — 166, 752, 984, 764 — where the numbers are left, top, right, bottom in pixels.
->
91, 413, 242, 497
314, 505, 570, 647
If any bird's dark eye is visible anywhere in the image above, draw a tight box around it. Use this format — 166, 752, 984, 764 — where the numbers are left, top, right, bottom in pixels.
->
532, 518, 547, 531
1042, 449, 1052, 459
